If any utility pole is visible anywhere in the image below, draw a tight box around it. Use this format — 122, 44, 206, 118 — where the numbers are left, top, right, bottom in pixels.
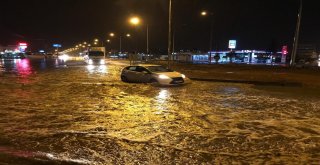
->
168, 0, 173, 68
120, 36, 122, 53
290, 0, 303, 66
147, 24, 149, 55
209, 18, 214, 64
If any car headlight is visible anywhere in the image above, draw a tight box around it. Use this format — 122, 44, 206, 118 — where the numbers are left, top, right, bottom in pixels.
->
181, 74, 186, 79
88, 59, 93, 65
159, 74, 171, 79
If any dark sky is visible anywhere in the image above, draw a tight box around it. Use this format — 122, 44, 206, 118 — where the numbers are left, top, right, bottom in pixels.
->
0, 0, 319, 52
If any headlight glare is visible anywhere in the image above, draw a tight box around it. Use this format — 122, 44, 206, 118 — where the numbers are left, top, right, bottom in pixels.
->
159, 74, 170, 79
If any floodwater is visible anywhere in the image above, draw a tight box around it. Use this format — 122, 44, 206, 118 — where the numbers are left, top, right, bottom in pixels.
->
0, 58, 319, 164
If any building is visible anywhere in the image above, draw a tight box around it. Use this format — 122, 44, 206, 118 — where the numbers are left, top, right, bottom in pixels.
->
174, 50, 284, 64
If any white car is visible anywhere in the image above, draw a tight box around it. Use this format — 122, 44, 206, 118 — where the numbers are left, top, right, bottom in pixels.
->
121, 64, 189, 85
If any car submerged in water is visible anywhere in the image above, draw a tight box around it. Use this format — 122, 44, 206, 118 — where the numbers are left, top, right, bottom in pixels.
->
121, 64, 190, 86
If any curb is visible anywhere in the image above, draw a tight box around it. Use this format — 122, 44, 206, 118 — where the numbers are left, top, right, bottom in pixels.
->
189, 78, 303, 87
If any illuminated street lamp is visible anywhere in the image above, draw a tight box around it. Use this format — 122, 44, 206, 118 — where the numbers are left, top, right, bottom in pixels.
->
129, 16, 150, 56
109, 33, 131, 53
201, 10, 214, 64
94, 39, 99, 42
201, 11, 208, 16
129, 17, 141, 26
83, 42, 87, 45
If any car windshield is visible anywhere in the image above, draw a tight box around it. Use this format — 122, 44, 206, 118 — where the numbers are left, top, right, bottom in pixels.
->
88, 51, 104, 57
146, 66, 173, 73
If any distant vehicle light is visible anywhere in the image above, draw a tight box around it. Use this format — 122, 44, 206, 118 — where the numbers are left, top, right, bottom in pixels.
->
181, 74, 186, 79
88, 59, 93, 65
159, 74, 170, 79
58, 54, 70, 61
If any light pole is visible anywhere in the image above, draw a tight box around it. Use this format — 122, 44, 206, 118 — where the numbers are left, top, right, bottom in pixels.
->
290, 0, 303, 67
109, 33, 131, 54
129, 16, 149, 55
201, 10, 214, 64
129, 16, 141, 65
168, 0, 173, 68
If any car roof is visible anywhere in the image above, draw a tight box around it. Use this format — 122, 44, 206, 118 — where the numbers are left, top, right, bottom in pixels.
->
129, 64, 162, 67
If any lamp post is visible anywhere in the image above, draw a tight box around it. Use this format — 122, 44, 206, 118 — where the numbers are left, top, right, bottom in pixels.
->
290, 0, 303, 67
168, 0, 173, 68
129, 16, 142, 65
201, 10, 214, 64
109, 32, 131, 54
129, 16, 150, 57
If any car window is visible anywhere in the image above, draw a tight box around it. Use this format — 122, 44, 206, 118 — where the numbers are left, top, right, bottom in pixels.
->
136, 66, 149, 72
146, 66, 172, 72
128, 66, 137, 71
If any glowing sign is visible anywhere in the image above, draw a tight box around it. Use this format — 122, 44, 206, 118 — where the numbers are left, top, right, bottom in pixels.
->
281, 46, 288, 63
53, 44, 62, 48
229, 40, 237, 49
18, 42, 28, 52
282, 46, 288, 55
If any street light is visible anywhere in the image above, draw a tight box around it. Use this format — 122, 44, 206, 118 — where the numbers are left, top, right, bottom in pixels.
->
109, 33, 131, 53
201, 10, 214, 64
201, 11, 208, 16
129, 16, 150, 56
168, 0, 173, 68
129, 17, 141, 26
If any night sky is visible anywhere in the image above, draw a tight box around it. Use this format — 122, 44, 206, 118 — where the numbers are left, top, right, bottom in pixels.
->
0, 0, 319, 53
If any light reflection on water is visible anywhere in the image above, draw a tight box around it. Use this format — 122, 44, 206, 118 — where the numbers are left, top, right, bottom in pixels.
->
155, 89, 170, 113
86, 65, 108, 74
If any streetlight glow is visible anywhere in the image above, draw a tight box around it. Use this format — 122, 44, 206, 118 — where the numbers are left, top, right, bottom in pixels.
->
126, 34, 131, 37
94, 39, 99, 42
109, 33, 115, 37
129, 17, 141, 26
201, 11, 208, 16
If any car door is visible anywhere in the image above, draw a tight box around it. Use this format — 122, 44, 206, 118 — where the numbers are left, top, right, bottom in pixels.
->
125, 66, 138, 82
135, 66, 152, 83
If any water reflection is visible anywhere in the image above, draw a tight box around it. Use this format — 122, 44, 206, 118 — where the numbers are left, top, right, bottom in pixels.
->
86, 65, 108, 74
155, 89, 171, 113
16, 59, 32, 77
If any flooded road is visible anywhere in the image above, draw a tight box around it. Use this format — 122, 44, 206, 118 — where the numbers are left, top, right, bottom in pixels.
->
0, 58, 319, 164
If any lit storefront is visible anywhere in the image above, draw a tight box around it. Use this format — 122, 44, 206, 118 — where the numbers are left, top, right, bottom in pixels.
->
174, 50, 285, 64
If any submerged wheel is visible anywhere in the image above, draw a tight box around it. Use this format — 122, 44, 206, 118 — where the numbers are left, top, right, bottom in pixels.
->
150, 79, 159, 86
121, 76, 128, 82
